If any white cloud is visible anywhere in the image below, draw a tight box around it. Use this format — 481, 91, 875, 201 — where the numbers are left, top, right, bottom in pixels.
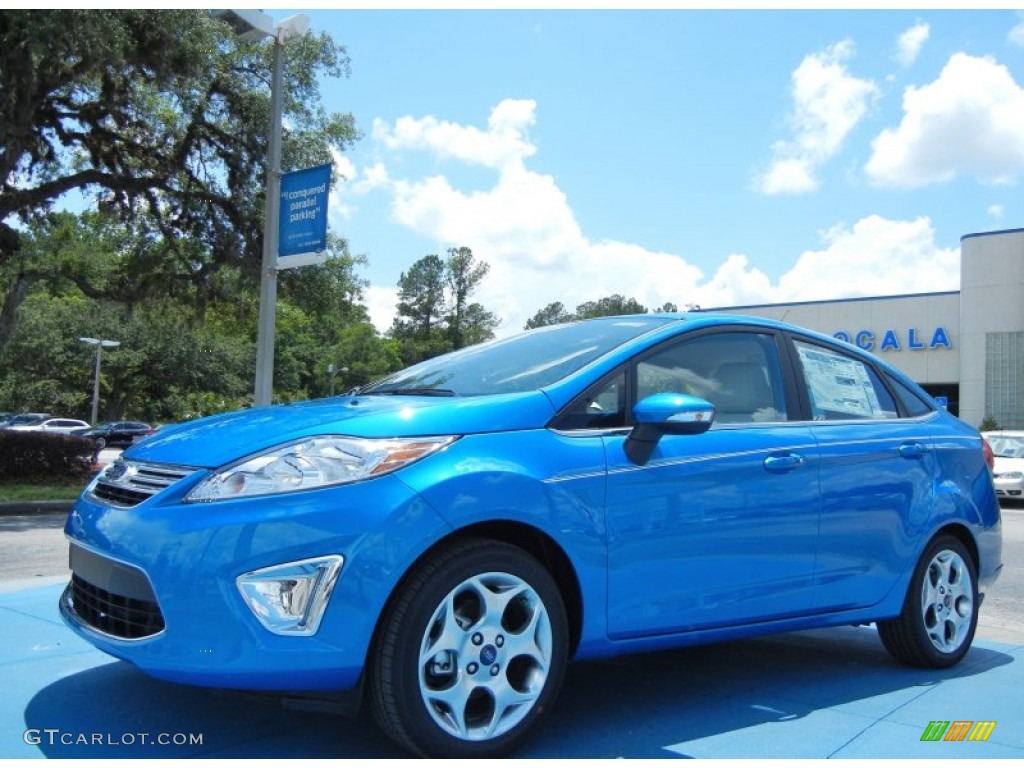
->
357, 101, 958, 336
328, 150, 358, 220
756, 40, 879, 195
988, 204, 1004, 218
772, 215, 958, 301
364, 284, 399, 335
895, 21, 930, 67
372, 99, 537, 172
1010, 19, 1024, 47
866, 53, 1024, 187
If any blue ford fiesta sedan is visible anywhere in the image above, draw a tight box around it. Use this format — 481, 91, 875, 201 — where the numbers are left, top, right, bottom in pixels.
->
61, 313, 1002, 757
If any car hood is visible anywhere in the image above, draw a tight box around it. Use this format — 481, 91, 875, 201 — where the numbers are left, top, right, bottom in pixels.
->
125, 391, 556, 469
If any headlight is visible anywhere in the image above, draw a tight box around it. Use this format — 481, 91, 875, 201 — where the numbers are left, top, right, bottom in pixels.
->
185, 435, 456, 502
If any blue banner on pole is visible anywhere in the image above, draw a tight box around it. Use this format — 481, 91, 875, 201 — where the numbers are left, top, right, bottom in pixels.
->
279, 163, 332, 258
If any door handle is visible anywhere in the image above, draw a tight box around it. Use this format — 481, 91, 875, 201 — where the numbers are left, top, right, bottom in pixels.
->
899, 442, 927, 459
763, 453, 806, 472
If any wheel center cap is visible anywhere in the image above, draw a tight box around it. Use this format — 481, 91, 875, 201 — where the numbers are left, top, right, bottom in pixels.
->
480, 644, 498, 666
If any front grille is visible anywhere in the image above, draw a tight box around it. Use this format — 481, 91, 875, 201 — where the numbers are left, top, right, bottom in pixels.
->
89, 460, 194, 508
65, 544, 165, 640
69, 574, 165, 639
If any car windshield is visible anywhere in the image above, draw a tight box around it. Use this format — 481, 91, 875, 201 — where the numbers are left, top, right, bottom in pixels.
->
987, 435, 1024, 458
362, 316, 678, 397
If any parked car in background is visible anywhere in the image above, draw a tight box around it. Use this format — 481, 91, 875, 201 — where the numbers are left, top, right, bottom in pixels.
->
983, 430, 1024, 502
9, 417, 89, 434
61, 313, 1002, 758
0, 412, 53, 429
73, 421, 153, 449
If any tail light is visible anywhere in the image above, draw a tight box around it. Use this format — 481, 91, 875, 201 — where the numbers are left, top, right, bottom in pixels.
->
982, 437, 995, 472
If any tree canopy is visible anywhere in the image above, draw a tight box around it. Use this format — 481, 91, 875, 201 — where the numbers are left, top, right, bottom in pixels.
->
524, 295, 680, 329
391, 247, 499, 365
0, 9, 357, 351
0, 11, 507, 423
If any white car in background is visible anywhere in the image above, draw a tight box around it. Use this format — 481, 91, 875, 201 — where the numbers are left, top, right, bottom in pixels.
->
983, 430, 1024, 502
8, 417, 91, 434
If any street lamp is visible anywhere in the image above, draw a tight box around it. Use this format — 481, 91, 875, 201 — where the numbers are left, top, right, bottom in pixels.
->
212, 10, 311, 407
78, 337, 120, 425
327, 363, 349, 397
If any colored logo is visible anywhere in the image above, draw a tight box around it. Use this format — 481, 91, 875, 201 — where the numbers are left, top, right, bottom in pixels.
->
920, 721, 996, 742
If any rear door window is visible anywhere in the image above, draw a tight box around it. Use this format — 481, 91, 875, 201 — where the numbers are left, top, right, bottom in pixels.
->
793, 340, 898, 420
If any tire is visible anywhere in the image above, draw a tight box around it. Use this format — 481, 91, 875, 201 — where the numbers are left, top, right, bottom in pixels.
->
95, 437, 106, 451
368, 538, 569, 758
877, 535, 978, 668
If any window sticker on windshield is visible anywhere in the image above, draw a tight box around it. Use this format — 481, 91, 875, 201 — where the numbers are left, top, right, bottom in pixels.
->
797, 344, 883, 418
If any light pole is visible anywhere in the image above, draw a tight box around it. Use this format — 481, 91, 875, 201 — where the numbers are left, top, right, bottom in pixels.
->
212, 10, 311, 407
327, 363, 349, 397
78, 337, 120, 425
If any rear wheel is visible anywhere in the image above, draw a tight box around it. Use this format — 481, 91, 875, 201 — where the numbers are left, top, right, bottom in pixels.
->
369, 539, 568, 758
877, 535, 978, 668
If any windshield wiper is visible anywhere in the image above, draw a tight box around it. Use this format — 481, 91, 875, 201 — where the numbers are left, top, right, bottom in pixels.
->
370, 387, 457, 397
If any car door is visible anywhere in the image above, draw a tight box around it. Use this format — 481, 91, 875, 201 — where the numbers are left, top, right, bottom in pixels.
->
601, 329, 822, 639
787, 336, 936, 612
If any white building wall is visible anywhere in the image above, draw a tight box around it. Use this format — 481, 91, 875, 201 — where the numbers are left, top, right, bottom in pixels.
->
719, 293, 960, 384
960, 228, 1024, 429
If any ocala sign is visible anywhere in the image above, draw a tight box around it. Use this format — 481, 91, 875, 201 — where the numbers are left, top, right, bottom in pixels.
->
833, 326, 952, 352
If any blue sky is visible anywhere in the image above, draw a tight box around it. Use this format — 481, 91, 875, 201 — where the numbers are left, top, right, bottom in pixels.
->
278, 7, 1024, 334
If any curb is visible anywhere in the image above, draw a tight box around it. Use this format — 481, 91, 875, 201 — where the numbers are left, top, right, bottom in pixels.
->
0, 499, 75, 517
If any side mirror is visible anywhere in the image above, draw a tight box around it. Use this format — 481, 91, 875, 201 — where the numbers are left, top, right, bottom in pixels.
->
624, 393, 715, 465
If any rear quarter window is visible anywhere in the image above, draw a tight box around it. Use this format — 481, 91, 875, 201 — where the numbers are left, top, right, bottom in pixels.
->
885, 376, 935, 417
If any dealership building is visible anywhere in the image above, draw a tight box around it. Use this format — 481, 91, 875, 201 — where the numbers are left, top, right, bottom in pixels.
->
713, 227, 1024, 430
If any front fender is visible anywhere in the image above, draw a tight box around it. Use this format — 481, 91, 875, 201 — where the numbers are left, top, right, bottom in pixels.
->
398, 430, 609, 653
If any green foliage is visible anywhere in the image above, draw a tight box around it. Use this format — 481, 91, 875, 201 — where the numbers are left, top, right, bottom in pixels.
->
0, 431, 94, 482
391, 248, 499, 365
0, 213, 401, 421
524, 294, 653, 329
0, 16, 503, 420
979, 415, 1000, 432
1, 9, 358, 351
524, 302, 572, 330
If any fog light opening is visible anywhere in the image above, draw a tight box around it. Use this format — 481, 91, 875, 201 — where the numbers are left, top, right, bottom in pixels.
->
236, 555, 344, 636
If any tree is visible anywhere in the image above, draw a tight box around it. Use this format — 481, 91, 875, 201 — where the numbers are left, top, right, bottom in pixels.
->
0, 213, 399, 421
574, 294, 648, 319
444, 247, 498, 349
524, 302, 571, 330
0, 9, 358, 351
523, 294, 651, 329
390, 248, 499, 365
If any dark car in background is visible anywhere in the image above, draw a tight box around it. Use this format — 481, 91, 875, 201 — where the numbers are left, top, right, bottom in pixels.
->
73, 421, 152, 449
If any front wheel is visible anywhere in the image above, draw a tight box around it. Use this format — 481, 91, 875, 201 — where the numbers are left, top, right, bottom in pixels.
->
877, 535, 978, 668
369, 539, 568, 758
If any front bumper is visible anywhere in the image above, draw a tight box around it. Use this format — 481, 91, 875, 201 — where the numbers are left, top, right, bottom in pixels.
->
60, 472, 451, 692
993, 474, 1024, 499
